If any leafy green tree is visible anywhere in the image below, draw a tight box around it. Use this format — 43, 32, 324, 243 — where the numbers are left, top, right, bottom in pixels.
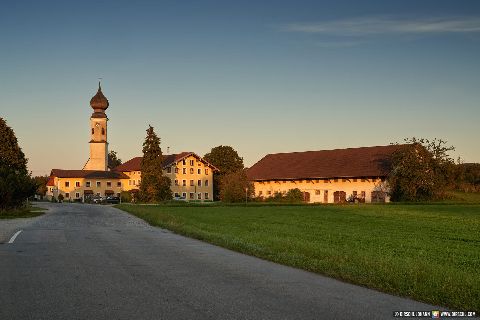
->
219, 169, 254, 203
33, 175, 49, 198
0, 118, 36, 211
108, 150, 122, 170
204, 145, 244, 200
388, 138, 456, 201
139, 125, 172, 202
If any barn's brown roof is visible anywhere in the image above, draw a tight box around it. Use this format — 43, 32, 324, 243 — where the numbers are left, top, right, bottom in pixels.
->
50, 169, 129, 179
247, 145, 401, 181
113, 152, 218, 172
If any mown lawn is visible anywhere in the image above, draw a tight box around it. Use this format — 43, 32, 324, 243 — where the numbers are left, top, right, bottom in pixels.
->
116, 203, 480, 311
0, 206, 46, 219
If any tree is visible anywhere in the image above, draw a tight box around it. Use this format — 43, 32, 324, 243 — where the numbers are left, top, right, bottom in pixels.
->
108, 150, 122, 170
33, 175, 49, 198
388, 138, 456, 201
204, 145, 244, 200
0, 118, 36, 211
219, 169, 254, 203
139, 125, 172, 202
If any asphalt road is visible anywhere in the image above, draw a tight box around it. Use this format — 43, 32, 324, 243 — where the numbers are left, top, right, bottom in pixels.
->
0, 203, 440, 319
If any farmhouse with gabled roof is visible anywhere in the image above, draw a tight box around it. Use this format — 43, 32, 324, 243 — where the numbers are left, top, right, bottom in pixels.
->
247, 145, 399, 203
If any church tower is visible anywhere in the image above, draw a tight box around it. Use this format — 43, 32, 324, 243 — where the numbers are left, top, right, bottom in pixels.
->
84, 82, 109, 171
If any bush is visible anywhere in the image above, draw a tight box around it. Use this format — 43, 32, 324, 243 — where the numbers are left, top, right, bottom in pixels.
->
284, 188, 304, 202
57, 194, 64, 202
120, 191, 132, 203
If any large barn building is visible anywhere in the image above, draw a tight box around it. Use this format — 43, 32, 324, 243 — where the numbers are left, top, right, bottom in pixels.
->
247, 145, 399, 203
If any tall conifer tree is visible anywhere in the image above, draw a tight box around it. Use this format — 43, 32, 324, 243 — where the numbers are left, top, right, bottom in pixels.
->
139, 125, 172, 202
0, 118, 36, 210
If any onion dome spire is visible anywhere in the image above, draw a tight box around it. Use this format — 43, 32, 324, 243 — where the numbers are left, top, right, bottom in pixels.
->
90, 81, 109, 115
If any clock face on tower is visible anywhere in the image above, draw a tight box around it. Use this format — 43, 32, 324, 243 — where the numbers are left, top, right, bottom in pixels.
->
95, 123, 100, 128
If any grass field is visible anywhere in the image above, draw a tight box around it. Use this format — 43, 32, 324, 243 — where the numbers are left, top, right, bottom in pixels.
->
0, 206, 46, 219
116, 203, 480, 311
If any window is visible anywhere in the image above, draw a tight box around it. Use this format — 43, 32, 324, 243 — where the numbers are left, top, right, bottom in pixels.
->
117, 182, 122, 187
190, 168, 194, 174
361, 191, 366, 198
86, 181, 91, 187
324, 180, 329, 183
65, 193, 70, 198
334, 178, 338, 182
361, 178, 366, 182
132, 180, 136, 186
175, 180, 179, 186
259, 191, 263, 196
182, 180, 186, 186
75, 192, 80, 198
198, 169, 201, 174
267, 191, 272, 195
197, 180, 201, 186
129, 180, 132, 186
353, 191, 357, 197
204, 192, 209, 199
205, 180, 209, 186
190, 160, 194, 166
107, 181, 112, 187
174, 193, 179, 197
205, 169, 209, 175
342, 178, 346, 182
182, 192, 186, 198
65, 181, 70, 187
315, 190, 321, 195
353, 178, 358, 182
189, 192, 194, 199
183, 168, 186, 174
182, 159, 186, 165
75, 181, 80, 187
96, 181, 101, 187
167, 167, 172, 174
190, 180, 194, 186
197, 193, 202, 200
175, 167, 179, 173
91, 128, 94, 134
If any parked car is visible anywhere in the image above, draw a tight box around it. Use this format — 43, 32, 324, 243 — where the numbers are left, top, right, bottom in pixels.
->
105, 196, 120, 204
173, 196, 187, 201
92, 196, 105, 204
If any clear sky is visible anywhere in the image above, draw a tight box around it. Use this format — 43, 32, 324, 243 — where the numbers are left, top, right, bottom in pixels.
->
1, 0, 479, 175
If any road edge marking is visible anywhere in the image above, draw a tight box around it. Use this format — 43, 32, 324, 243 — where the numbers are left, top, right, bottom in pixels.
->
8, 230, 22, 244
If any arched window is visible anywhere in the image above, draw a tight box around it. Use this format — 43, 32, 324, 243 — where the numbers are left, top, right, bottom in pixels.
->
91, 128, 94, 134
101, 128, 105, 135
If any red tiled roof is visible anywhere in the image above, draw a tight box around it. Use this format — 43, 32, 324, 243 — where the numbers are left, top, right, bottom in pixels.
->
113, 152, 218, 172
46, 176, 55, 186
50, 169, 129, 179
247, 145, 401, 181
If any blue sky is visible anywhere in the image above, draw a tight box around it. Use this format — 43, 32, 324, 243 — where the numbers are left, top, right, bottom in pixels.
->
1, 0, 479, 175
